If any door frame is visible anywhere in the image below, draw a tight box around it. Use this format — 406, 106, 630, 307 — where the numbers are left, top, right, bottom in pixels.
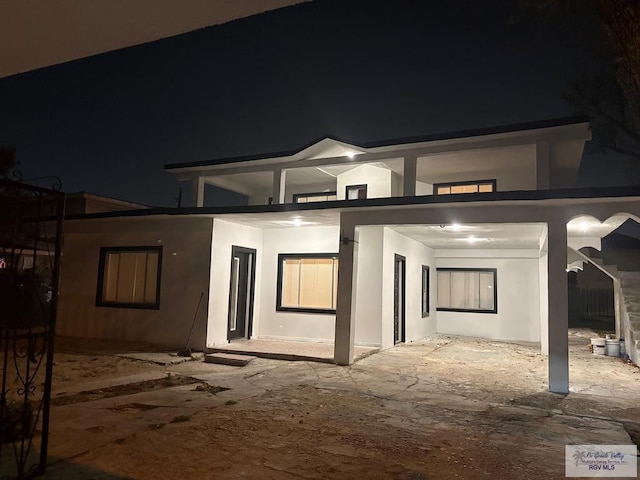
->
394, 253, 406, 344
227, 245, 257, 341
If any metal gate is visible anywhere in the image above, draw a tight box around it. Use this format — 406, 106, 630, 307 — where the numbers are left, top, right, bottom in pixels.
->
0, 177, 64, 479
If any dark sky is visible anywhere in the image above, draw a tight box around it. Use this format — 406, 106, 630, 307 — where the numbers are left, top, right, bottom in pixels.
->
0, 0, 627, 207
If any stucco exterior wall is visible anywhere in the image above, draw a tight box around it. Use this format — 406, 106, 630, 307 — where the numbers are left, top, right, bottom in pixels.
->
381, 228, 436, 349
207, 219, 263, 347
258, 226, 340, 342
352, 227, 384, 346
416, 181, 433, 195
539, 250, 549, 354
417, 144, 538, 192
58, 216, 213, 349
336, 164, 394, 200
435, 249, 541, 343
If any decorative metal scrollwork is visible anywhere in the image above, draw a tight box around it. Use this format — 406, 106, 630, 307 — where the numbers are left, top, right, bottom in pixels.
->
0, 176, 64, 479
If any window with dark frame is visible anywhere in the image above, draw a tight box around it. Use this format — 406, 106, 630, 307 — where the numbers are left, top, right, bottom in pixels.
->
276, 253, 339, 314
292, 191, 337, 203
345, 184, 367, 200
96, 246, 162, 309
434, 179, 496, 195
421, 265, 430, 317
436, 267, 497, 314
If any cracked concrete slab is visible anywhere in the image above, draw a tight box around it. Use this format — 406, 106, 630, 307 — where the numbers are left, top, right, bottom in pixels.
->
38, 332, 640, 479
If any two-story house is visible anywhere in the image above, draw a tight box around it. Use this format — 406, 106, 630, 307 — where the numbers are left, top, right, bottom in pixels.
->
57, 116, 640, 393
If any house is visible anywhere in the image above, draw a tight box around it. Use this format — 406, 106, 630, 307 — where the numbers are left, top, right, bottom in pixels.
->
56, 116, 640, 394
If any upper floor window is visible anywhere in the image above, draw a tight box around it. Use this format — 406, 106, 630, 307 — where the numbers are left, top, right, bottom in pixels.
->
434, 180, 495, 195
96, 246, 162, 309
293, 191, 337, 203
346, 184, 367, 200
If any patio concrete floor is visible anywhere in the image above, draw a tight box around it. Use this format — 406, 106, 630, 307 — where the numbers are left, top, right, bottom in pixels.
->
28, 331, 640, 478
207, 338, 379, 363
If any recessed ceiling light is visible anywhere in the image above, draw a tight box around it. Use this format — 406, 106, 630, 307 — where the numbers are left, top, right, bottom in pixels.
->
278, 218, 314, 227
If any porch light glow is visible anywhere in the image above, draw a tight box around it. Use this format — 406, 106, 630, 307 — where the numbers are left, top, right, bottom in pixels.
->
278, 218, 315, 227
466, 236, 478, 244
346, 152, 355, 159
450, 223, 463, 231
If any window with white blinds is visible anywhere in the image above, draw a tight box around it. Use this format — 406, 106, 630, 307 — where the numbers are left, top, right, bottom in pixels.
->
436, 268, 496, 313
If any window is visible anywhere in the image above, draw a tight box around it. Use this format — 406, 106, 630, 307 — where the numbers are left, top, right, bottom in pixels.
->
436, 268, 496, 313
346, 184, 367, 200
96, 246, 162, 309
421, 265, 430, 317
276, 253, 338, 313
434, 180, 495, 195
292, 191, 337, 203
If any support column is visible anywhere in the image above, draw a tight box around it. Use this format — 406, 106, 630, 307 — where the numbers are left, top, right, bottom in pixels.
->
547, 217, 569, 394
192, 176, 205, 207
272, 168, 286, 204
403, 155, 417, 197
334, 220, 356, 365
613, 278, 622, 339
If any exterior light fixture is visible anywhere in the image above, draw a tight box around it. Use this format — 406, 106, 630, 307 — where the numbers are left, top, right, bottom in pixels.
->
346, 152, 355, 159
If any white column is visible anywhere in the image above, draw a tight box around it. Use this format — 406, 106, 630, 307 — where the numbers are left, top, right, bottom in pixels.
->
403, 155, 417, 197
272, 168, 286, 204
536, 141, 551, 190
547, 217, 569, 394
192, 176, 205, 207
613, 278, 622, 339
334, 220, 356, 365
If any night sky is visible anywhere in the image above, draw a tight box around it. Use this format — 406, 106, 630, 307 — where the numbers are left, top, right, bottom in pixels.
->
0, 0, 629, 207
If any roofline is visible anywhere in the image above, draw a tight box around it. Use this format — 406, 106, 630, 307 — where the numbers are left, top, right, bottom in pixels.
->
164, 115, 590, 171
65, 185, 639, 222
68, 191, 149, 208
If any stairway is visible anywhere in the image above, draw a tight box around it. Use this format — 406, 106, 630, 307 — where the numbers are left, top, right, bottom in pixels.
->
618, 271, 640, 365
204, 352, 256, 366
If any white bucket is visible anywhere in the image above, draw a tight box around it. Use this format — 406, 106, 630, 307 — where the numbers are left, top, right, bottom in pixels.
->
591, 337, 606, 355
605, 339, 620, 357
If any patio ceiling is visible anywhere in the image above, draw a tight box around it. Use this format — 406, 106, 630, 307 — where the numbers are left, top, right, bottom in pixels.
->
389, 224, 547, 250
220, 210, 548, 250
204, 160, 405, 194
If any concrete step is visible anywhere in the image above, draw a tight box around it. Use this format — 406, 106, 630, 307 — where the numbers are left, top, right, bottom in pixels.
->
204, 353, 256, 367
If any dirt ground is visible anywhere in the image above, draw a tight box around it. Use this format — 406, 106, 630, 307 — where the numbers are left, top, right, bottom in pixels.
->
5, 331, 640, 479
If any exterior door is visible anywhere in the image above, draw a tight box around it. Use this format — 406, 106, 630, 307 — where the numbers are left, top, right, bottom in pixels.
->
227, 246, 256, 341
394, 254, 406, 344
